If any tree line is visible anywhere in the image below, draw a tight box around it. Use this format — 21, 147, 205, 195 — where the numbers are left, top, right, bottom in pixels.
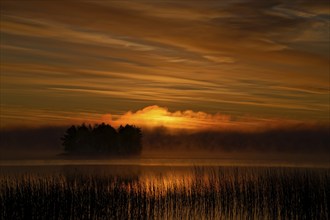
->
61, 123, 142, 155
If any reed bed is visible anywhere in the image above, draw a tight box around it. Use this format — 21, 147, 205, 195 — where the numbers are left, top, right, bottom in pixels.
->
1, 167, 329, 219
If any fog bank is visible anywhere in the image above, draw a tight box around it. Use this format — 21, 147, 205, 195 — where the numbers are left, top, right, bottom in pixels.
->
1, 124, 329, 159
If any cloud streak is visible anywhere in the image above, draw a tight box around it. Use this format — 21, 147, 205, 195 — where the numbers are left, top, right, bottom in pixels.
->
0, 0, 329, 127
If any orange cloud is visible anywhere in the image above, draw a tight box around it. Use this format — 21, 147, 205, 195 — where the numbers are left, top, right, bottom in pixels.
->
101, 105, 319, 132
103, 105, 235, 130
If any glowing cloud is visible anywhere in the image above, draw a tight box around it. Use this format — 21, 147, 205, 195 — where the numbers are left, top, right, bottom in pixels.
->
101, 105, 316, 132
104, 105, 233, 130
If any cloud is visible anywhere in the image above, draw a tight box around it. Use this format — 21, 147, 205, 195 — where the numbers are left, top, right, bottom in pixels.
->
104, 105, 231, 130
1, 0, 329, 128
1, 16, 155, 52
203, 55, 236, 64
101, 105, 319, 132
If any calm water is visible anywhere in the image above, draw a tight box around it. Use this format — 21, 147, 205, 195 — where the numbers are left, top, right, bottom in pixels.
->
1, 157, 328, 183
1, 156, 329, 167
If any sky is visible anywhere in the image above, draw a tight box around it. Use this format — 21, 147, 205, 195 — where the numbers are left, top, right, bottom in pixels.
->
0, 0, 329, 130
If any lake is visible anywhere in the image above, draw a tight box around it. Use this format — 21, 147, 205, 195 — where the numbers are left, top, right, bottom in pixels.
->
1, 158, 329, 219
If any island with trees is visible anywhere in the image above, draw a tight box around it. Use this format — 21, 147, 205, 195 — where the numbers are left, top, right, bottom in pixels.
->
61, 123, 142, 156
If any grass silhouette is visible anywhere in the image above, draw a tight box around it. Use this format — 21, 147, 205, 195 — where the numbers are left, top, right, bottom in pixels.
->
1, 167, 329, 219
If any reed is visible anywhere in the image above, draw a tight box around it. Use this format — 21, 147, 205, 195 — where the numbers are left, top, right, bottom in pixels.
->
1, 167, 329, 219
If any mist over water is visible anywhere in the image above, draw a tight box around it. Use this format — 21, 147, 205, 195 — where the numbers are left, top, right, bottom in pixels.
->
1, 123, 329, 161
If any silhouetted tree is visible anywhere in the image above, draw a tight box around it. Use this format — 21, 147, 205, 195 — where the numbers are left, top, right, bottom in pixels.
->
62, 125, 77, 152
61, 123, 142, 156
92, 123, 118, 153
75, 123, 92, 152
118, 125, 142, 155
